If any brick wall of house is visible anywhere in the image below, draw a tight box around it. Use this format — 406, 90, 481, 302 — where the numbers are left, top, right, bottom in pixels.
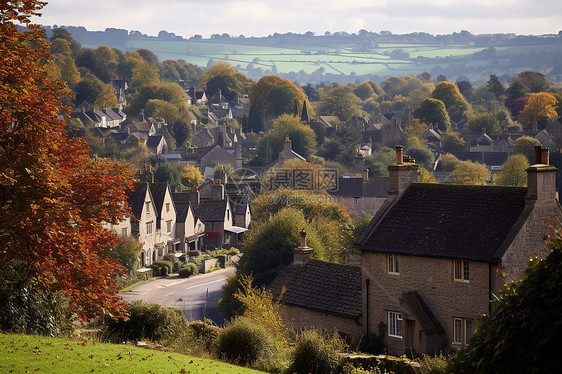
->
362, 252, 490, 355
282, 304, 364, 346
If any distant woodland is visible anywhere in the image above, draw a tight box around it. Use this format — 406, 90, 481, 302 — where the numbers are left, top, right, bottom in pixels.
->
39, 26, 562, 84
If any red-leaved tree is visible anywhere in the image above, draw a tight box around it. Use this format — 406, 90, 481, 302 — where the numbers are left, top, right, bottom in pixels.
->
0, 0, 131, 320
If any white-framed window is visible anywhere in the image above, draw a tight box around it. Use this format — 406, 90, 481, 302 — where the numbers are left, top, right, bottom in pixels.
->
453, 318, 475, 345
388, 311, 403, 338
166, 220, 172, 233
354, 197, 359, 206
121, 228, 127, 236
454, 260, 470, 282
166, 203, 170, 213
145, 202, 150, 216
387, 254, 399, 275
146, 221, 153, 235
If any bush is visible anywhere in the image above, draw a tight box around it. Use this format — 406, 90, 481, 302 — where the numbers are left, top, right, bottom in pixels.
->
217, 254, 227, 268
188, 250, 200, 257
416, 353, 449, 374
214, 316, 276, 366
162, 254, 182, 272
149, 260, 173, 276
0, 266, 72, 337
178, 263, 199, 278
289, 329, 347, 374
103, 300, 187, 343
362, 322, 386, 354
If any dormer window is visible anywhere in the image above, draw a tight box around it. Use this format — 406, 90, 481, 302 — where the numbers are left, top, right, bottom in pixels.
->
145, 202, 150, 216
454, 260, 470, 282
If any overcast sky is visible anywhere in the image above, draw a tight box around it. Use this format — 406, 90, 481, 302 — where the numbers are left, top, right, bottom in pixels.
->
34, 0, 562, 38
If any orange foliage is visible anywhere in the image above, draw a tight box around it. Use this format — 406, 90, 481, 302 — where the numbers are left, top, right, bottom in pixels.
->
0, 1, 131, 320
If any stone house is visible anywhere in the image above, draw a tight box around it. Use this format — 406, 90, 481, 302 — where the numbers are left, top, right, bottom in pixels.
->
126, 182, 158, 266
174, 200, 206, 252
358, 146, 562, 355
270, 231, 363, 346
146, 134, 168, 155
147, 181, 177, 258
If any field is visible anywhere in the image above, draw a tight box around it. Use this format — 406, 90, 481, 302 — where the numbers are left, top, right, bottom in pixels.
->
0, 333, 264, 374
125, 38, 492, 78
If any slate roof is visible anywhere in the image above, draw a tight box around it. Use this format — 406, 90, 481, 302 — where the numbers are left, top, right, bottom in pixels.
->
126, 182, 150, 219
181, 145, 217, 162
269, 259, 362, 318
146, 135, 164, 148
148, 182, 169, 215
191, 200, 229, 222
360, 183, 529, 262
175, 201, 191, 223
456, 151, 509, 166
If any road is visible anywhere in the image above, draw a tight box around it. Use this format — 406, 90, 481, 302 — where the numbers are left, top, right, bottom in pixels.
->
119, 267, 235, 326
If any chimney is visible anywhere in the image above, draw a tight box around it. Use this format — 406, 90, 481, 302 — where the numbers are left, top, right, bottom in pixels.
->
388, 145, 419, 195
235, 141, 242, 169
212, 179, 225, 200
283, 135, 292, 154
293, 229, 313, 265
526, 146, 557, 204
138, 164, 154, 183
363, 168, 369, 181
214, 167, 228, 185
189, 187, 200, 205
354, 153, 366, 176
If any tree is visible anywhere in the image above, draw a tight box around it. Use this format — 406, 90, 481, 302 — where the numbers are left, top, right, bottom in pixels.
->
74, 75, 103, 105
249, 75, 310, 122
513, 136, 541, 163
518, 92, 558, 128
448, 237, 562, 374
512, 70, 550, 93
441, 132, 468, 154
256, 114, 317, 163
504, 81, 526, 112
494, 154, 529, 187
432, 81, 470, 117
145, 99, 179, 123
445, 161, 490, 185
317, 85, 363, 123
200, 61, 252, 99
153, 163, 182, 191
456, 80, 474, 102
108, 236, 143, 274
467, 112, 501, 135
181, 164, 205, 189
94, 82, 118, 108
170, 120, 191, 148
413, 98, 451, 132
317, 124, 362, 165
1, 0, 131, 321
353, 81, 377, 100
486, 74, 504, 99
436, 153, 461, 171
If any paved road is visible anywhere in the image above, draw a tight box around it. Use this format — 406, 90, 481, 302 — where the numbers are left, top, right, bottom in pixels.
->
120, 267, 235, 325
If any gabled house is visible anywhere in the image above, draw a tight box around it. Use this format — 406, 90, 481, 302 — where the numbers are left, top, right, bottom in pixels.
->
147, 181, 177, 258
146, 134, 168, 155
126, 182, 158, 267
174, 200, 206, 252
358, 146, 562, 355
264, 136, 306, 173
270, 231, 363, 345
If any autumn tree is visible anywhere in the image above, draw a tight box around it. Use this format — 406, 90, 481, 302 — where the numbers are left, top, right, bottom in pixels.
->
432, 81, 470, 117
317, 85, 363, 122
181, 164, 205, 189
0, 0, 131, 322
249, 75, 310, 122
445, 161, 490, 185
494, 154, 529, 187
200, 61, 252, 100
518, 92, 558, 128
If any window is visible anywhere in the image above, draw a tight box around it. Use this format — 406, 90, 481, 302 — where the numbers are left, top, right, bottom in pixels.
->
453, 318, 475, 345
121, 228, 127, 236
387, 254, 399, 274
166, 203, 170, 213
454, 260, 470, 282
146, 221, 153, 235
388, 311, 403, 338
145, 202, 150, 216
354, 197, 359, 206
227, 209, 230, 221
166, 220, 172, 233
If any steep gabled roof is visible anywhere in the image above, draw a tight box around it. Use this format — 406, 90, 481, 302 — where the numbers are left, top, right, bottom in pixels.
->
360, 183, 528, 262
269, 259, 362, 318
126, 182, 151, 219
175, 201, 192, 223
146, 134, 164, 148
148, 182, 169, 214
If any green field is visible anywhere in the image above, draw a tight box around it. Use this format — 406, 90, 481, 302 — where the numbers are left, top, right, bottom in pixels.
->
0, 333, 264, 374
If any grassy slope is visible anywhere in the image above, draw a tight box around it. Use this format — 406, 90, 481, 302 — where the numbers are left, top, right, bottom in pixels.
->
0, 333, 264, 374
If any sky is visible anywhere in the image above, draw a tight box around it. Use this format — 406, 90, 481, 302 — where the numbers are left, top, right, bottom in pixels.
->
33, 0, 562, 38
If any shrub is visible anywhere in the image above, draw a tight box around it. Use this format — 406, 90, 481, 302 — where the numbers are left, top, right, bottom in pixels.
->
188, 250, 200, 257
416, 353, 449, 374
362, 322, 386, 354
103, 300, 187, 343
162, 254, 182, 272
178, 263, 199, 278
289, 329, 347, 374
0, 266, 72, 337
154, 260, 173, 274
214, 316, 276, 366
217, 254, 227, 268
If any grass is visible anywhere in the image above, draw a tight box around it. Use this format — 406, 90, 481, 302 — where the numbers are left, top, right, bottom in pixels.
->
0, 333, 265, 374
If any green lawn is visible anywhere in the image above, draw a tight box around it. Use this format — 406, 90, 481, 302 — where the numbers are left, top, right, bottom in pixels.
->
0, 333, 264, 374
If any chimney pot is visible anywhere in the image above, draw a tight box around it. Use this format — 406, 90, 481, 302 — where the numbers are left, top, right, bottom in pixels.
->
300, 229, 307, 248
396, 145, 404, 164
540, 146, 549, 165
